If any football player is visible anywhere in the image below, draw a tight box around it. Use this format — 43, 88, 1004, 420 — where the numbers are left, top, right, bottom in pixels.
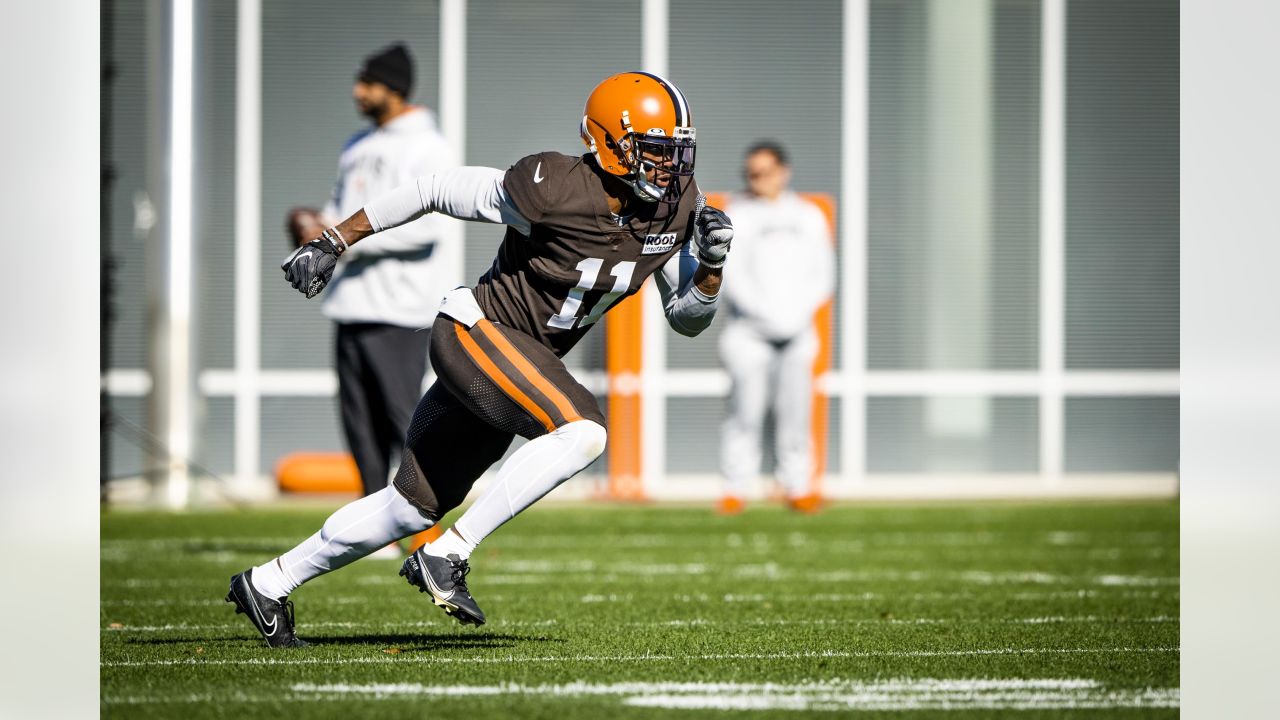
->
226, 72, 733, 647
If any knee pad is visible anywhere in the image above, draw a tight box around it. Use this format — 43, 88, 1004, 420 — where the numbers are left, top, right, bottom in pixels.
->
564, 419, 608, 462
392, 448, 442, 522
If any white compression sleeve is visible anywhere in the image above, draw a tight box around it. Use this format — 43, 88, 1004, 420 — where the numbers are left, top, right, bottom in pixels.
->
363, 166, 531, 236
654, 241, 719, 337
250, 487, 432, 599
430, 420, 608, 560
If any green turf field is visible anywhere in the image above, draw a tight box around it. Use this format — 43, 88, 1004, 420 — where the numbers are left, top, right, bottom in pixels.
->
101, 500, 1178, 718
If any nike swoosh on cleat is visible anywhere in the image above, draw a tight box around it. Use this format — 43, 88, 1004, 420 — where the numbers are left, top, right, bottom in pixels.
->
417, 556, 456, 601
242, 577, 277, 636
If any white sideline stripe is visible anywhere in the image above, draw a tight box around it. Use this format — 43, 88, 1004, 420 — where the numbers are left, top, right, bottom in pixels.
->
98, 587, 1173, 609
101, 678, 1180, 709
639, 616, 1176, 628
292, 678, 1108, 695
101, 616, 1176, 634
101, 647, 1177, 668
101, 596, 372, 608
102, 619, 562, 633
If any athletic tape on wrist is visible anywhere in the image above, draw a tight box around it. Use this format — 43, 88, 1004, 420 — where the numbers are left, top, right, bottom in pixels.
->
323, 227, 348, 255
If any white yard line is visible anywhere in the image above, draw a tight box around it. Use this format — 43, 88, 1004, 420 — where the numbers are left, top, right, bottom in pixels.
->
102, 619, 561, 633
101, 615, 1175, 634
103, 570, 1178, 590
99, 586, 1173, 610
102, 646, 1177, 669
632, 616, 1176, 628
103, 677, 1179, 710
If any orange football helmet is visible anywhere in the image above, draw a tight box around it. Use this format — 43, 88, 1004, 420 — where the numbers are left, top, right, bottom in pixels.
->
580, 71, 696, 203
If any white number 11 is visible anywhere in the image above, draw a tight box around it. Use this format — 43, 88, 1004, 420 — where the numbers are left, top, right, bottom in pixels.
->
547, 258, 636, 330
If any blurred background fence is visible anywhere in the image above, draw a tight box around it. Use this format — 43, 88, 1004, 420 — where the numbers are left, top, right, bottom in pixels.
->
101, 0, 1177, 506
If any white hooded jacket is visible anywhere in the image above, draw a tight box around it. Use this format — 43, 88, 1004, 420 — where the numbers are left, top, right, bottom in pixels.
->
321, 107, 458, 327
721, 191, 835, 341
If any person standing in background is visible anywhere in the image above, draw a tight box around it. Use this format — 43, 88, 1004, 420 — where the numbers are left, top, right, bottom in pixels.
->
286, 43, 457, 511
718, 141, 835, 515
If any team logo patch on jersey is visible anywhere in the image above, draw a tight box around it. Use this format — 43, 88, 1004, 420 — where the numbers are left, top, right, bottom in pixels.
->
641, 232, 678, 255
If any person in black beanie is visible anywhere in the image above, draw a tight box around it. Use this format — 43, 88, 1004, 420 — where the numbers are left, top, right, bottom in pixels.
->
284, 42, 459, 560
354, 43, 415, 123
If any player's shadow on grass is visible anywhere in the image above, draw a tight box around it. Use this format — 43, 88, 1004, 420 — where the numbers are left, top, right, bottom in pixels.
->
313, 632, 563, 652
127, 632, 559, 652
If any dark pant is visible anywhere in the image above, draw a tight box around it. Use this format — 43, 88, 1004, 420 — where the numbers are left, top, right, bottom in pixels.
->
335, 322, 432, 496
391, 314, 605, 519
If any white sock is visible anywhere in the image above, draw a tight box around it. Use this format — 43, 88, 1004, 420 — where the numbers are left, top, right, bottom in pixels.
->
424, 526, 476, 560
425, 420, 607, 561
251, 486, 432, 599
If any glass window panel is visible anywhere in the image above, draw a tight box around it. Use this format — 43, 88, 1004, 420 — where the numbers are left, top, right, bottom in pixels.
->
867, 396, 1039, 473
104, 0, 163, 371
665, 396, 840, 477
193, 0, 238, 370
1064, 396, 1178, 472
1065, 0, 1178, 369
260, 397, 344, 474
195, 397, 235, 476
104, 396, 149, 481
868, 0, 1040, 371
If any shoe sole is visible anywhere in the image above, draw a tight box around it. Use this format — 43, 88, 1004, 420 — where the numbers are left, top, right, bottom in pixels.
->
399, 558, 485, 627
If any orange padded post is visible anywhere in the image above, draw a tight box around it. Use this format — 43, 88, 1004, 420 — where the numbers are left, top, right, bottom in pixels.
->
800, 193, 837, 496
275, 452, 361, 494
605, 290, 646, 500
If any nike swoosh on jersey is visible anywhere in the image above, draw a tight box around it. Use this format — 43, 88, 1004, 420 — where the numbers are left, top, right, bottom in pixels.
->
533, 162, 545, 184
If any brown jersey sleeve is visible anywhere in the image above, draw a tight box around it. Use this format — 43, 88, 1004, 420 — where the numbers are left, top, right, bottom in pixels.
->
503, 153, 562, 225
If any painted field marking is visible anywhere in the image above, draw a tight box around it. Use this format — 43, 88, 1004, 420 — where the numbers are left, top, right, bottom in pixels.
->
101, 615, 1175, 634
102, 618, 561, 633
636, 616, 1176, 628
101, 529, 1177, 555
98, 585, 1174, 610
103, 677, 1179, 710
103, 569, 1178, 591
101, 646, 1178, 669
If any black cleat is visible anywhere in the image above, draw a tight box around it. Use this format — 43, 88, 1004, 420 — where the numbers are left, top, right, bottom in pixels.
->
225, 569, 309, 648
400, 550, 486, 626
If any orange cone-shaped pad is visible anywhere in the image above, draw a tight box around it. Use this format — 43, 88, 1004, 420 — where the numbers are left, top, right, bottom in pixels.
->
276, 452, 361, 494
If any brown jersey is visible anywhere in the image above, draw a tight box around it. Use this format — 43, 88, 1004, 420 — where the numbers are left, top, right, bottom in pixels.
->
472, 152, 702, 357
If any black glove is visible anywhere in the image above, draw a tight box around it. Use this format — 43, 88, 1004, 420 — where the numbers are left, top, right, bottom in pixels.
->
281, 228, 347, 298
694, 200, 733, 269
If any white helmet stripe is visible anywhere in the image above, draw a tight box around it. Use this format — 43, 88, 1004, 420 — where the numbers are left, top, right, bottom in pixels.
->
634, 71, 691, 127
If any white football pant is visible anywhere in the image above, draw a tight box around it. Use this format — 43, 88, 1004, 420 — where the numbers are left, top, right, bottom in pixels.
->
720, 321, 818, 498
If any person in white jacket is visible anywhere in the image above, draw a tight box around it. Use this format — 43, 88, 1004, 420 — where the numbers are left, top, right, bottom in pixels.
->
287, 43, 457, 500
719, 141, 835, 514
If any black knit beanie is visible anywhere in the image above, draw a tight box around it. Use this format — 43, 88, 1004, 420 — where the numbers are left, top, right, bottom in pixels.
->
358, 43, 414, 98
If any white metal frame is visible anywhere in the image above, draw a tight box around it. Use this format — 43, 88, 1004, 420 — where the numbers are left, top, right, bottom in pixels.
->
1040, 0, 1066, 481
841, 0, 870, 486
164, 0, 195, 508
640, 0, 671, 494
234, 0, 262, 492
120, 0, 1178, 505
